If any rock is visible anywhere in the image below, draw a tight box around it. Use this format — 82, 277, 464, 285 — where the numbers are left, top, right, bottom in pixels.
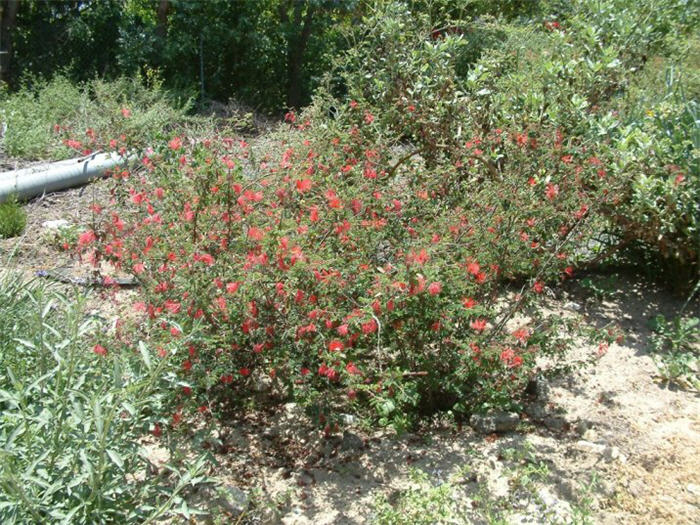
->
598, 480, 616, 497
252, 371, 272, 392
193, 484, 249, 520
687, 484, 700, 496
341, 430, 365, 451
555, 477, 579, 500
524, 402, 548, 421
295, 471, 315, 486
581, 428, 598, 442
524, 375, 550, 401
628, 479, 645, 498
321, 440, 337, 459
215, 485, 249, 516
574, 419, 591, 436
604, 445, 626, 463
283, 402, 304, 419
262, 427, 278, 439
470, 412, 520, 434
42, 219, 70, 230
543, 416, 569, 432
537, 487, 573, 522
564, 301, 582, 311
576, 440, 606, 454
339, 413, 357, 425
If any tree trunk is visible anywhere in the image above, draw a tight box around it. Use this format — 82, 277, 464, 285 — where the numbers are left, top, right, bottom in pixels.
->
285, 2, 314, 109
155, 0, 169, 39
0, 0, 19, 84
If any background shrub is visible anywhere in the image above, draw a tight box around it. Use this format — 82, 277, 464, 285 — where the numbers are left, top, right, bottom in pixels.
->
0, 74, 190, 159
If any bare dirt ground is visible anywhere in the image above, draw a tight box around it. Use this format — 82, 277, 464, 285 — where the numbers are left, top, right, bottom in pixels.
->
1, 169, 698, 524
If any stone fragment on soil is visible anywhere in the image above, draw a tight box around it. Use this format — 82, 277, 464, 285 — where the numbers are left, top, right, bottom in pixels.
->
42, 219, 70, 230
216, 485, 249, 515
543, 416, 569, 432
341, 430, 365, 451
470, 411, 520, 434
575, 440, 606, 454
192, 484, 249, 521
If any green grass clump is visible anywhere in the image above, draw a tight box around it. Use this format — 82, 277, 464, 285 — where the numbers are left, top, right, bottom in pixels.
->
0, 197, 26, 238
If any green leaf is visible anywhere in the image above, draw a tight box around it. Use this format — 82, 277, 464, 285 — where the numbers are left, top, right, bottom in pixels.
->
139, 341, 152, 370
106, 449, 124, 469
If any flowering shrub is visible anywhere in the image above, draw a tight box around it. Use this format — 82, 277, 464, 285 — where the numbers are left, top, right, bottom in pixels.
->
69, 92, 620, 430
61, 0, 699, 429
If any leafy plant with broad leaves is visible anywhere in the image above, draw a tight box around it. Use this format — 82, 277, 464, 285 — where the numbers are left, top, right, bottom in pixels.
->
0, 271, 208, 523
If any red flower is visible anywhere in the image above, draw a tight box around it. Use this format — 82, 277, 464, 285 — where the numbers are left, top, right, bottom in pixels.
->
362, 319, 378, 334
248, 227, 264, 241
168, 136, 182, 151
512, 328, 530, 343
467, 261, 480, 276
239, 368, 251, 377
500, 348, 523, 367
164, 300, 181, 314
462, 297, 477, 309
152, 423, 162, 437
470, 319, 487, 332
545, 183, 559, 200
296, 178, 312, 193
325, 189, 343, 209
309, 205, 319, 222
533, 281, 544, 293
428, 281, 442, 295
329, 340, 344, 352
93, 344, 107, 356
345, 362, 361, 376
78, 230, 97, 247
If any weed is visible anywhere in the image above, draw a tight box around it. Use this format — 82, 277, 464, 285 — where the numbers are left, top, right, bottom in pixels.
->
648, 314, 699, 389
372, 469, 463, 524
579, 274, 620, 301
0, 270, 209, 523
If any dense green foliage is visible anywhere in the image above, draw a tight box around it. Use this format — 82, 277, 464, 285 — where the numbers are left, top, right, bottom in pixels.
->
5, 0, 361, 111
328, 0, 699, 287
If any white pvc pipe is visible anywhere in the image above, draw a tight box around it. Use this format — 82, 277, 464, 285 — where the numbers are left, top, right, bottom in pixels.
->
0, 152, 131, 203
